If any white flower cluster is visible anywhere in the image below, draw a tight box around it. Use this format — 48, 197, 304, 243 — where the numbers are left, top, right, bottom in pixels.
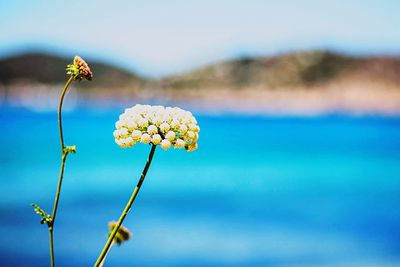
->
113, 104, 200, 151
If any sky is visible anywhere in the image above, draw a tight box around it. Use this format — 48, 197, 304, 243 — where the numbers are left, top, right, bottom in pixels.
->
0, 0, 399, 77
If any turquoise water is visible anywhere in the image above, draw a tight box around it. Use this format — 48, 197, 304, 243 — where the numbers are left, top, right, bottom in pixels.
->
1, 106, 400, 266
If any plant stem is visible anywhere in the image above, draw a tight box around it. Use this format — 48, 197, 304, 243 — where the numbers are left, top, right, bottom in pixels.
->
48, 76, 74, 267
58, 76, 73, 151
94, 145, 157, 267
51, 154, 67, 227
98, 242, 114, 267
49, 228, 54, 267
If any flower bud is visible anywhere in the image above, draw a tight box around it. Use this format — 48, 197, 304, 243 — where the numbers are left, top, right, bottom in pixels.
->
140, 133, 151, 144
160, 139, 171, 150
174, 138, 185, 148
131, 130, 142, 141
115, 120, 124, 129
137, 118, 149, 128
188, 123, 198, 132
66, 56, 93, 81
186, 130, 196, 140
151, 134, 162, 145
159, 122, 170, 133
165, 131, 176, 141
147, 125, 158, 135
127, 120, 138, 130
125, 137, 135, 147
179, 124, 188, 135
119, 128, 129, 137
186, 142, 198, 152
170, 119, 180, 129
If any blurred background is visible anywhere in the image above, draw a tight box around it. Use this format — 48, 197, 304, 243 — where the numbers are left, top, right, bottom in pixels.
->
1, 1, 400, 266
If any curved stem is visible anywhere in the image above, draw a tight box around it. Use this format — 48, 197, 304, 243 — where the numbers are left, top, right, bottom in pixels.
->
94, 145, 157, 267
48, 76, 74, 267
58, 76, 73, 151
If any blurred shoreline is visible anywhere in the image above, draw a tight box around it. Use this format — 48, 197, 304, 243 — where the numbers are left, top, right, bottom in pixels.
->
1, 51, 399, 116
2, 81, 400, 116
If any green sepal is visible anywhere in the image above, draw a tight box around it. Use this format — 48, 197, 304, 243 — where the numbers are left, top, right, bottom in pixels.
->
31, 203, 52, 224
66, 64, 79, 79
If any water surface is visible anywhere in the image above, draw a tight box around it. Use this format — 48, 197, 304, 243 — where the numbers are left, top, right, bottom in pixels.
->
1, 107, 400, 266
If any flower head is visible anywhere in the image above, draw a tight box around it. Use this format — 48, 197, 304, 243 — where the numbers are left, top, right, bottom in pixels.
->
108, 221, 132, 246
66, 56, 93, 81
114, 104, 200, 152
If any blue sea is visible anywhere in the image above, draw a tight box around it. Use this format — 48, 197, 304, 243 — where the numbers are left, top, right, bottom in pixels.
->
1, 106, 400, 267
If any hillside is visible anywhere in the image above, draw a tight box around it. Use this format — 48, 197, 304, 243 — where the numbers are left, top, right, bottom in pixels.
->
161, 51, 400, 89
0, 53, 145, 87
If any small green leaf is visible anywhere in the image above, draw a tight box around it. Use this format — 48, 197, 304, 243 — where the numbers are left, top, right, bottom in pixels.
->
31, 203, 52, 224
108, 221, 132, 246
63, 145, 77, 154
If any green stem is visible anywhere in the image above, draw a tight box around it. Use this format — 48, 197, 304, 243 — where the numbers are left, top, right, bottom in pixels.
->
48, 76, 74, 267
98, 242, 114, 267
58, 76, 73, 151
49, 228, 54, 267
94, 145, 157, 267
51, 154, 67, 225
